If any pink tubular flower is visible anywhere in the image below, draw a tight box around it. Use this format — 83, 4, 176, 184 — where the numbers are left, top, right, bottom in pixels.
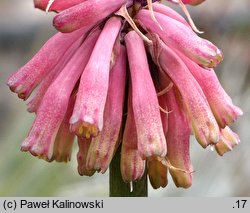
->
53, 0, 127, 33
70, 17, 122, 138
125, 30, 167, 159
136, 9, 223, 68
165, 86, 193, 188
51, 95, 76, 162
7, 0, 242, 192
149, 37, 219, 148
7, 28, 87, 100
121, 84, 146, 182
178, 53, 243, 128
86, 46, 126, 173
27, 37, 81, 113
21, 29, 100, 161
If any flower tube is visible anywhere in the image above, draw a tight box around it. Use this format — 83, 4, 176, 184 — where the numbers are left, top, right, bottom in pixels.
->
53, 0, 126, 32
21, 29, 100, 160
125, 31, 167, 158
165, 87, 193, 188
70, 17, 122, 138
136, 9, 223, 68
86, 46, 126, 173
152, 2, 190, 27
121, 83, 146, 182
51, 95, 76, 162
149, 37, 219, 148
7, 28, 88, 100
177, 52, 243, 128
27, 36, 82, 113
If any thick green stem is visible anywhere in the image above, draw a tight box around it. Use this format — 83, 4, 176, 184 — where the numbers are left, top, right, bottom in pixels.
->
109, 147, 148, 197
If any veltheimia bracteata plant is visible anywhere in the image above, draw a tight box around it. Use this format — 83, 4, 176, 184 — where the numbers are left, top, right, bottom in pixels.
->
7, 0, 242, 191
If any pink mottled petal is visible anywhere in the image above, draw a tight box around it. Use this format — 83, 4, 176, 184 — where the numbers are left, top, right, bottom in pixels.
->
21, 30, 100, 161
149, 37, 219, 148
27, 36, 82, 113
70, 17, 122, 138
215, 126, 240, 156
77, 137, 95, 176
152, 2, 190, 27
34, 0, 87, 12
7, 28, 88, 100
53, 0, 126, 32
177, 52, 243, 128
165, 86, 193, 188
121, 85, 146, 182
86, 46, 127, 173
147, 157, 168, 189
136, 9, 223, 68
125, 30, 167, 159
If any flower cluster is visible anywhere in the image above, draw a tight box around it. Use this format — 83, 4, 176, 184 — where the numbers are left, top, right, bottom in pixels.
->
7, 0, 242, 189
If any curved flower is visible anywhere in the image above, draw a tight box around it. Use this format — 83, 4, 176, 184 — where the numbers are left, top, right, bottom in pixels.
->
70, 17, 122, 138
136, 9, 223, 68
53, 0, 127, 32
21, 28, 100, 161
125, 30, 167, 159
121, 83, 146, 182
7, 0, 242, 191
86, 46, 127, 173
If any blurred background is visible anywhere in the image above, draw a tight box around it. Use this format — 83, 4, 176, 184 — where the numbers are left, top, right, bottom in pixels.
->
0, 0, 249, 196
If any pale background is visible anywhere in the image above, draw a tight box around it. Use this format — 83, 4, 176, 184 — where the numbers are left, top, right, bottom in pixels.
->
0, 0, 249, 196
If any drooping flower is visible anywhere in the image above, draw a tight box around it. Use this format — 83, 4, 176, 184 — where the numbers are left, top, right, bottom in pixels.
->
7, 0, 242, 191
125, 30, 167, 159
86, 45, 127, 173
70, 17, 122, 138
